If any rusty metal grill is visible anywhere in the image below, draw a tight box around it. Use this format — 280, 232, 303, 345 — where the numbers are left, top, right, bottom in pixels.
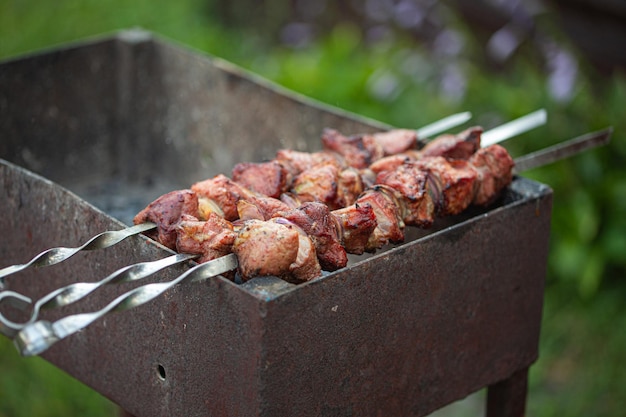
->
0, 30, 552, 417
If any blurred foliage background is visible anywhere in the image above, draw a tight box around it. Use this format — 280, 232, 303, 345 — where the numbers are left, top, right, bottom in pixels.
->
1, 0, 625, 416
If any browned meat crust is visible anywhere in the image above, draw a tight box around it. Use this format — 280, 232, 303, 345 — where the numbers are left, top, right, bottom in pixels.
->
321, 128, 384, 169
420, 126, 483, 160
356, 186, 405, 251
191, 174, 255, 221
278, 202, 348, 271
468, 144, 515, 206
233, 218, 321, 283
176, 213, 237, 263
275, 149, 343, 177
414, 157, 479, 216
231, 160, 290, 198
133, 189, 199, 250
370, 129, 418, 155
375, 164, 435, 228
331, 203, 378, 255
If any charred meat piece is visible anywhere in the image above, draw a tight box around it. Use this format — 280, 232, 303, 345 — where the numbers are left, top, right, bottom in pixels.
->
133, 189, 199, 250
233, 218, 321, 283
414, 157, 479, 216
321, 128, 384, 169
356, 186, 405, 251
278, 202, 348, 271
420, 126, 483, 160
191, 174, 256, 221
375, 164, 435, 228
231, 160, 290, 199
176, 213, 237, 263
468, 144, 515, 206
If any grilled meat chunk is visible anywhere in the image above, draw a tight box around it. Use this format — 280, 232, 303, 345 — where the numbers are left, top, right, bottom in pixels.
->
292, 163, 339, 208
278, 202, 348, 271
233, 218, 321, 283
275, 149, 343, 177
356, 186, 405, 251
370, 129, 418, 155
331, 203, 378, 255
420, 126, 483, 160
321, 128, 384, 169
191, 174, 256, 221
414, 157, 479, 216
133, 189, 199, 250
468, 144, 515, 206
231, 160, 290, 198
176, 213, 237, 263
291, 164, 365, 210
375, 164, 435, 228
369, 127, 483, 175
369, 151, 420, 175
237, 195, 292, 221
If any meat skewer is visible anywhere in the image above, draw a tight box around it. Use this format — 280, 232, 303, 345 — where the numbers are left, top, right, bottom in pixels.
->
135, 112, 549, 283
0, 111, 540, 285
134, 143, 515, 283
233, 109, 545, 198
4, 128, 611, 358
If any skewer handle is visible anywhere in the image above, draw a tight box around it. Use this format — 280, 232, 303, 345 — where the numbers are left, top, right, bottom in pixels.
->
0, 253, 197, 337
14, 253, 238, 356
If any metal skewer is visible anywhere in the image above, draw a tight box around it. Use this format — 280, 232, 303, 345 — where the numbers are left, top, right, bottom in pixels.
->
0, 291, 32, 338
0, 253, 198, 338
416, 111, 472, 139
481, 109, 547, 147
13, 253, 238, 356
0, 222, 157, 287
513, 127, 612, 173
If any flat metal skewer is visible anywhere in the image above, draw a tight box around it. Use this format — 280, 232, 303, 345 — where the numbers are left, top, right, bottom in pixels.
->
416, 111, 472, 139
0, 253, 197, 338
513, 127, 612, 173
481, 109, 547, 147
13, 253, 238, 356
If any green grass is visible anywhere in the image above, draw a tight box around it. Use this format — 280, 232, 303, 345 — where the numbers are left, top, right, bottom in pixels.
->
0, 336, 117, 416
1, 1, 625, 416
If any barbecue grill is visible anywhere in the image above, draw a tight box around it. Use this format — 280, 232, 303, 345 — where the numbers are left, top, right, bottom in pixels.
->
0, 30, 553, 417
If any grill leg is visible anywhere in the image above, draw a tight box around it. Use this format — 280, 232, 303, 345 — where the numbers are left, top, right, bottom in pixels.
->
486, 367, 528, 417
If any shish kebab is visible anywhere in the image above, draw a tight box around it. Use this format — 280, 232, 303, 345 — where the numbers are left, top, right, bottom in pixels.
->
133, 113, 547, 284
7, 127, 612, 358
0, 111, 475, 286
